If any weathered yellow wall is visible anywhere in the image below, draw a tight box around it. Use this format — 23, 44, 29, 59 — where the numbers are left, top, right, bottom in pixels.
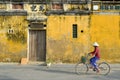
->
47, 14, 120, 63
90, 15, 120, 63
47, 15, 90, 63
0, 14, 120, 63
0, 16, 28, 62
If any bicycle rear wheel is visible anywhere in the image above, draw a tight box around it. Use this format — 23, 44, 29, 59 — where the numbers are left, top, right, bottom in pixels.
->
98, 62, 110, 75
75, 63, 88, 75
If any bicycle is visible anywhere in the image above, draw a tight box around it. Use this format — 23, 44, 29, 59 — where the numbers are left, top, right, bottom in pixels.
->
75, 54, 110, 75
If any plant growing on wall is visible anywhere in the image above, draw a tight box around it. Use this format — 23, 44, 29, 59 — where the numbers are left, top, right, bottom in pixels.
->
6, 25, 27, 44
4, 16, 27, 44
6, 30, 26, 44
0, 16, 28, 62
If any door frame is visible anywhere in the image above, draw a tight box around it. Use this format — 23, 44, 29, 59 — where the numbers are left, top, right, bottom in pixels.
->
27, 25, 47, 62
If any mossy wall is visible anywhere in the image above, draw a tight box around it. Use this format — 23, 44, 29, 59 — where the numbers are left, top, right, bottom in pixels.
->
0, 16, 28, 62
0, 14, 120, 63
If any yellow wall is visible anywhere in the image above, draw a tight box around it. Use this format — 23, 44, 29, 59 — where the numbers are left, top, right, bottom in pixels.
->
47, 14, 120, 63
0, 14, 120, 63
47, 15, 90, 63
90, 15, 120, 63
0, 16, 28, 62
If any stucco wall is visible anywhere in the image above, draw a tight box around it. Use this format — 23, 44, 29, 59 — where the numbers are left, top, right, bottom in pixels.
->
0, 16, 28, 62
47, 15, 90, 63
47, 14, 120, 63
0, 14, 120, 63
90, 15, 120, 63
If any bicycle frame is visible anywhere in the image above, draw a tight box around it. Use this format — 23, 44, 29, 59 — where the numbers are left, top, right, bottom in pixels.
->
75, 53, 110, 75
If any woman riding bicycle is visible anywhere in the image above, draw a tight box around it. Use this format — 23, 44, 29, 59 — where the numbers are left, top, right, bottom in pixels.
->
89, 42, 100, 73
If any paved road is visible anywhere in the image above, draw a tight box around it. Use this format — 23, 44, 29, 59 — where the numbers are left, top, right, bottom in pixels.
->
0, 63, 120, 80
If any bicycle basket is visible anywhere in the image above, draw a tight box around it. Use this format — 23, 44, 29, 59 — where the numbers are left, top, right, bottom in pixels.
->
81, 56, 86, 64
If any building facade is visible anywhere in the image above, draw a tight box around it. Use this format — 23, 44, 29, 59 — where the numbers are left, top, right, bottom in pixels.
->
0, 0, 120, 63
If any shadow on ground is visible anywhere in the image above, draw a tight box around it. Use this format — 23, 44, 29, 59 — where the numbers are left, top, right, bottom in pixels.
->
0, 75, 18, 80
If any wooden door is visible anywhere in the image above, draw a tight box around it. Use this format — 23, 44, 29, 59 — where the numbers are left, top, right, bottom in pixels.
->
29, 30, 46, 61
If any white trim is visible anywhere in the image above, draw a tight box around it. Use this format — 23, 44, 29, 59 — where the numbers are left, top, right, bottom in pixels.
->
27, 28, 30, 62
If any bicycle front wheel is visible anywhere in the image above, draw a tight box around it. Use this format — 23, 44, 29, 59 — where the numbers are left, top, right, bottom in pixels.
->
75, 63, 88, 75
98, 62, 110, 75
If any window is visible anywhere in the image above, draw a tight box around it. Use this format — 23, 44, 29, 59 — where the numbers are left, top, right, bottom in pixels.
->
115, 5, 120, 10
73, 24, 77, 38
12, 4, 24, 9
52, 3, 63, 10
100, 5, 120, 10
101, 5, 110, 10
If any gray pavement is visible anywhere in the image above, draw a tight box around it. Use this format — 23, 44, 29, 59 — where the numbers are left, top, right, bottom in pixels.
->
0, 63, 120, 80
